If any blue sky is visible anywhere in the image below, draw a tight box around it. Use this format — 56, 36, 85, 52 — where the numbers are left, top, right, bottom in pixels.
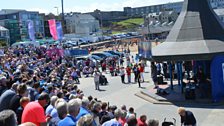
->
0, 0, 182, 14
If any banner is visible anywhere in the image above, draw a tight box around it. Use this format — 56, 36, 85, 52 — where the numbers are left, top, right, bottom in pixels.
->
48, 19, 58, 40
28, 20, 35, 42
138, 41, 152, 59
64, 49, 89, 57
56, 22, 63, 41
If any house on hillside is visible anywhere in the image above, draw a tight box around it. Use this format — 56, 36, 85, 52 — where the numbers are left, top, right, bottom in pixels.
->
65, 13, 100, 35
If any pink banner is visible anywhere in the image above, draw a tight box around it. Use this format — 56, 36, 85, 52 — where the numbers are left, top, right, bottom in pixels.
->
48, 19, 58, 40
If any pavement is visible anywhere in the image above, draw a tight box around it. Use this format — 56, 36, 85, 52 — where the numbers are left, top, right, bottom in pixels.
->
77, 61, 224, 126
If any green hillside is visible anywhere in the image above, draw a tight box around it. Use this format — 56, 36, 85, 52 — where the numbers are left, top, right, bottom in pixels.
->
111, 18, 144, 33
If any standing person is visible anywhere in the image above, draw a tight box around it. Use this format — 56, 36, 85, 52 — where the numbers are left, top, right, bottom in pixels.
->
94, 70, 100, 90
162, 62, 168, 80
151, 62, 158, 89
22, 93, 50, 126
102, 109, 122, 126
139, 63, 144, 82
120, 67, 125, 83
132, 64, 138, 83
126, 66, 131, 84
178, 107, 196, 126
137, 66, 141, 88
120, 57, 124, 66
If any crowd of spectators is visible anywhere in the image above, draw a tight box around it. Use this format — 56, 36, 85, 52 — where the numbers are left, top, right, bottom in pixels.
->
0, 44, 196, 126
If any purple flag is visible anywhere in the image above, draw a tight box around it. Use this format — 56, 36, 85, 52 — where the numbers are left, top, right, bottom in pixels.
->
56, 22, 63, 41
28, 20, 35, 42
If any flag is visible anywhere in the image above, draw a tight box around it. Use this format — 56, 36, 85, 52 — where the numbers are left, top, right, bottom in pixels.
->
28, 20, 35, 42
48, 19, 58, 40
56, 22, 63, 41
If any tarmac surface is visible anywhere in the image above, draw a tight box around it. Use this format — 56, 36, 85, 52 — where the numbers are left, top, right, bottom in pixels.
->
77, 61, 224, 126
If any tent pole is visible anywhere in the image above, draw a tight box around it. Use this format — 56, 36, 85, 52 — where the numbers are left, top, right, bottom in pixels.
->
169, 62, 173, 90
178, 62, 183, 93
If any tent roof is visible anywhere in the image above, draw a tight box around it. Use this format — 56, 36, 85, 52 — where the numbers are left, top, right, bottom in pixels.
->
152, 0, 224, 61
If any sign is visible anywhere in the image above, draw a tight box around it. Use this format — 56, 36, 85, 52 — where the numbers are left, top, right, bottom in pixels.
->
28, 20, 35, 42
138, 41, 152, 59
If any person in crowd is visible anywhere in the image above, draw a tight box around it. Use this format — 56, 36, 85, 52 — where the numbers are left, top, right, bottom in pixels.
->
58, 98, 82, 126
139, 63, 145, 82
0, 83, 17, 111
118, 66, 125, 84
151, 62, 158, 89
9, 84, 28, 112
121, 105, 127, 113
102, 109, 122, 126
118, 110, 127, 126
0, 110, 17, 126
94, 70, 100, 90
147, 119, 159, 126
77, 114, 94, 126
126, 107, 136, 120
99, 102, 109, 121
76, 97, 91, 120
126, 66, 132, 84
46, 96, 58, 116
137, 115, 147, 126
22, 92, 50, 126
124, 115, 137, 126
71, 68, 80, 84
178, 107, 196, 126
55, 100, 68, 120
133, 64, 138, 83
91, 102, 102, 126
16, 97, 30, 124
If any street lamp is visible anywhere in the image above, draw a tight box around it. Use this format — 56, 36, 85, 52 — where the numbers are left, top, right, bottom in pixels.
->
54, 7, 59, 16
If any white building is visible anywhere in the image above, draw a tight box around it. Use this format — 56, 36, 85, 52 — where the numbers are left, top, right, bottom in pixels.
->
0, 25, 10, 46
147, 11, 178, 24
65, 13, 100, 35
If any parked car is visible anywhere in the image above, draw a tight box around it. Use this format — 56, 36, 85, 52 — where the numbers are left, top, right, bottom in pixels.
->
102, 52, 119, 58
89, 55, 103, 61
91, 53, 108, 59
104, 51, 120, 57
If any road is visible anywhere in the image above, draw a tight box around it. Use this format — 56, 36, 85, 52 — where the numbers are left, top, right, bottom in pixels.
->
77, 61, 224, 126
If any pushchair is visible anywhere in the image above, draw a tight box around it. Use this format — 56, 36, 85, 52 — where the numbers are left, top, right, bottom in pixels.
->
162, 118, 176, 126
99, 75, 108, 85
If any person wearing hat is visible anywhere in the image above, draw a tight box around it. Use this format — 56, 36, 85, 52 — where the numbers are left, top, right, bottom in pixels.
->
22, 92, 50, 126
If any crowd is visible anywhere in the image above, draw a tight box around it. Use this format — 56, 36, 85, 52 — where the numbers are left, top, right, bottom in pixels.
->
0, 44, 196, 126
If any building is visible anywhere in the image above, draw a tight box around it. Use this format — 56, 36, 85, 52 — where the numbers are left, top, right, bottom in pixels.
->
124, 0, 224, 17
86, 9, 127, 26
0, 9, 45, 43
0, 25, 10, 46
147, 11, 178, 24
124, 2, 182, 17
65, 13, 100, 35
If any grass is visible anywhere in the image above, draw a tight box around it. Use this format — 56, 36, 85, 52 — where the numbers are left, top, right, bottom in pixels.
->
116, 18, 144, 28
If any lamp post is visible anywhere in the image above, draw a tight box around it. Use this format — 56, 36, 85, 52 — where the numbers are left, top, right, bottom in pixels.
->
61, 0, 66, 33
54, 7, 59, 16
98, 12, 103, 41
